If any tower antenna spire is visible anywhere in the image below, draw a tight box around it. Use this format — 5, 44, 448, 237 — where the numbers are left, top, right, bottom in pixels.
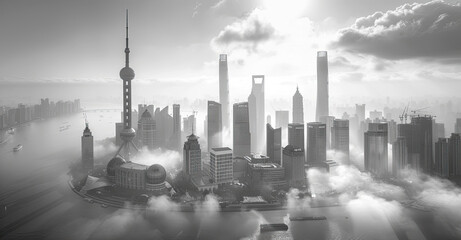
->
125, 9, 130, 67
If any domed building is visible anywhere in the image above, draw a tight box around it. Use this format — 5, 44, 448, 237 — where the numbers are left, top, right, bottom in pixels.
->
145, 164, 167, 192
106, 157, 168, 195
107, 156, 127, 181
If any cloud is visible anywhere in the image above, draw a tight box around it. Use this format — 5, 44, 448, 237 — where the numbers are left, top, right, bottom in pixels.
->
133, 148, 182, 179
211, 9, 278, 53
333, 1, 461, 61
211, 0, 259, 17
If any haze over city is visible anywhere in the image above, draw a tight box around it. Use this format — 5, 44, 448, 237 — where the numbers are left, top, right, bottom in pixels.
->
1, 0, 461, 240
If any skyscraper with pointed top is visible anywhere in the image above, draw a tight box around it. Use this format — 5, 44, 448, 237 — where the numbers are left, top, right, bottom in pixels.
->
293, 86, 304, 124
183, 118, 201, 177
81, 123, 94, 170
114, 10, 139, 161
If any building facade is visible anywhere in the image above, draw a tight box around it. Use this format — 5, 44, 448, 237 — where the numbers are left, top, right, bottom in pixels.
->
392, 137, 408, 176
275, 110, 289, 146
248, 75, 265, 154
266, 124, 282, 165
219, 54, 230, 131
246, 163, 287, 191
210, 147, 233, 185
137, 110, 156, 149
233, 102, 251, 157
332, 119, 349, 163
207, 101, 222, 152
288, 123, 304, 150
306, 122, 327, 165
316, 51, 329, 121
282, 145, 306, 188
183, 133, 202, 177
81, 123, 94, 171
364, 123, 388, 177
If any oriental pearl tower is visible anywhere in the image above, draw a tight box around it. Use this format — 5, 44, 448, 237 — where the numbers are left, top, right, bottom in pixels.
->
114, 10, 139, 161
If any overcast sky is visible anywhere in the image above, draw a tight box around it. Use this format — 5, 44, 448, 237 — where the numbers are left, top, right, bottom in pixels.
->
1, 0, 461, 109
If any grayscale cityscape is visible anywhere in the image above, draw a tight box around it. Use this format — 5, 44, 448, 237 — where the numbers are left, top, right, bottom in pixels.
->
1, 1, 461, 240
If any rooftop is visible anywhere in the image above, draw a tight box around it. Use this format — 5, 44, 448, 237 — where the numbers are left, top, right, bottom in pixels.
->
250, 163, 282, 169
120, 162, 148, 170
211, 147, 232, 152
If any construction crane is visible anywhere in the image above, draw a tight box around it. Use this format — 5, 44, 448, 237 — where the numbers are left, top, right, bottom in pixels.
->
410, 107, 430, 115
399, 103, 410, 124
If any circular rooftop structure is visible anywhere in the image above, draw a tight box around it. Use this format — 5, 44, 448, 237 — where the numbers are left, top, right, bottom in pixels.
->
120, 127, 136, 141
120, 66, 135, 81
107, 156, 126, 176
146, 164, 167, 184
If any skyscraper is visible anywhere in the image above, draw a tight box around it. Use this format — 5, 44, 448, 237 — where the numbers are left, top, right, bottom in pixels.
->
435, 138, 449, 178
171, 104, 181, 151
183, 114, 196, 141
288, 123, 304, 151
364, 123, 388, 177
410, 116, 433, 174
282, 145, 306, 188
266, 123, 282, 165
332, 119, 349, 163
388, 120, 398, 145
183, 132, 201, 177
154, 106, 173, 148
248, 75, 265, 154
448, 133, 461, 176
292, 86, 304, 124
455, 118, 461, 134
138, 104, 154, 119
306, 122, 327, 165
210, 147, 233, 185
275, 110, 289, 146
319, 116, 334, 149
81, 123, 94, 171
392, 137, 408, 177
316, 51, 329, 121
369, 110, 383, 121
355, 104, 365, 123
207, 101, 222, 152
115, 10, 138, 161
219, 54, 230, 131
233, 102, 251, 157
137, 110, 155, 150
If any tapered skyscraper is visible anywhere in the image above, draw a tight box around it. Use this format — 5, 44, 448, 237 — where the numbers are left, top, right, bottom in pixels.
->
248, 75, 265, 154
219, 54, 230, 131
316, 51, 329, 121
293, 86, 304, 124
115, 10, 139, 161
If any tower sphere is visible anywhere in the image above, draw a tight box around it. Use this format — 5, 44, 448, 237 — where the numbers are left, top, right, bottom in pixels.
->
120, 66, 135, 81
120, 127, 136, 141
